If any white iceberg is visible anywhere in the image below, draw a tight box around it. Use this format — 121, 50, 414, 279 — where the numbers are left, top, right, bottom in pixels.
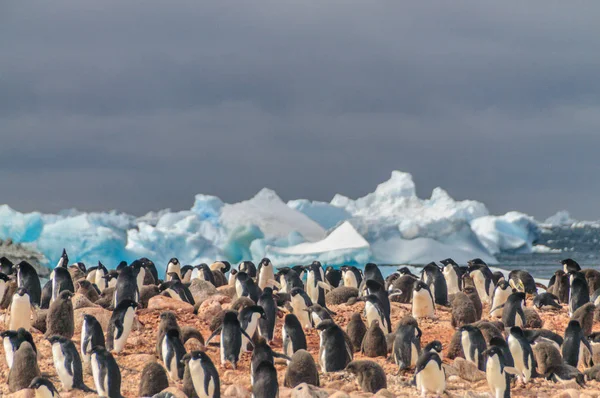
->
470, 212, 540, 254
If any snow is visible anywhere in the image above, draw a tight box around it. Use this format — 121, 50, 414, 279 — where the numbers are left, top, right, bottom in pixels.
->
532, 245, 562, 254
0, 170, 553, 272
543, 210, 576, 226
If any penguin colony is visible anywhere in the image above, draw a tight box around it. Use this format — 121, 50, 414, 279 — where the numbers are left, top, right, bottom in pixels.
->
1, 254, 600, 397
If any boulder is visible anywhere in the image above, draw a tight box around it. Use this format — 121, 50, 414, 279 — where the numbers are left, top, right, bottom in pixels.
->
453, 358, 486, 382
147, 295, 194, 313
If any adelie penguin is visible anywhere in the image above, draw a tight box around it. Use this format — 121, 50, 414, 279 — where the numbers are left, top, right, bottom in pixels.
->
365, 279, 391, 319
47, 335, 94, 392
361, 263, 385, 290
496, 292, 526, 328
569, 271, 589, 316
316, 320, 352, 372
113, 265, 139, 307
490, 280, 512, 318
252, 360, 279, 398
283, 314, 307, 357
363, 294, 391, 333
508, 270, 538, 296
421, 262, 449, 306
346, 360, 387, 394
562, 258, 581, 273
484, 346, 517, 398
440, 258, 463, 295
256, 257, 276, 290
547, 364, 586, 387
306, 261, 330, 307
258, 287, 277, 342
361, 320, 388, 358
290, 287, 313, 329
1, 328, 36, 369
29, 377, 60, 398
392, 320, 422, 370
284, 349, 320, 388
161, 329, 186, 381
130, 260, 147, 292
507, 327, 534, 384
239, 260, 257, 278
51, 250, 75, 304
206, 311, 255, 369
346, 313, 367, 353
92, 261, 109, 292
238, 305, 265, 352
90, 345, 122, 398
412, 281, 436, 319
467, 258, 495, 304
325, 266, 342, 288
159, 278, 195, 305
459, 325, 487, 371
15, 261, 42, 307
235, 271, 261, 303
562, 320, 593, 368
8, 341, 40, 393
10, 287, 32, 331
191, 263, 216, 286
81, 314, 106, 364
275, 267, 303, 293
250, 337, 290, 381
186, 350, 220, 398
340, 265, 362, 288
166, 257, 182, 280
106, 299, 138, 354
414, 351, 446, 396
0, 256, 13, 275
533, 292, 561, 310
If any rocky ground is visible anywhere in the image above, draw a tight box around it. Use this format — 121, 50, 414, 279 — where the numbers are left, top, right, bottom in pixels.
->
1, 285, 600, 398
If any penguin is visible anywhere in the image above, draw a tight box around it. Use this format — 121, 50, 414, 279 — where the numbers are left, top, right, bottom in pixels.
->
365, 279, 391, 319
325, 266, 342, 288
0, 271, 9, 303
412, 281, 435, 319
463, 283, 483, 320
47, 335, 94, 392
532, 340, 561, 376
507, 327, 534, 384
1, 328, 36, 369
68, 261, 87, 281
180, 265, 195, 283
305, 261, 329, 306
508, 270, 537, 295
316, 320, 352, 372
40, 280, 52, 309
290, 287, 313, 329
414, 351, 446, 396
498, 292, 526, 328
76, 279, 101, 303
522, 328, 564, 347
252, 360, 279, 398
90, 345, 122, 398
159, 279, 195, 305
562, 258, 581, 273
93, 261, 109, 292
166, 257, 182, 280
392, 321, 422, 370
341, 265, 362, 288
156, 311, 182, 359
8, 342, 41, 393
305, 304, 333, 327
10, 287, 32, 330
489, 336, 514, 367
284, 349, 320, 388
569, 271, 590, 316
0, 256, 13, 275
139, 257, 159, 284
51, 252, 75, 303
210, 261, 229, 287
361, 320, 388, 358
138, 362, 170, 398
206, 311, 255, 369
421, 262, 449, 306
547, 364, 586, 387
228, 268, 238, 287
363, 294, 391, 333
29, 377, 60, 398
440, 258, 463, 295
81, 314, 105, 364
451, 291, 478, 328
45, 290, 75, 339
130, 260, 147, 292
484, 346, 514, 398
250, 337, 290, 379
562, 320, 593, 368
345, 360, 387, 393
235, 271, 261, 303
361, 263, 385, 288
459, 325, 487, 371
282, 313, 307, 357
238, 305, 265, 352
239, 260, 257, 278
532, 292, 561, 311
467, 259, 495, 304
106, 299, 138, 353
424, 340, 443, 360
490, 280, 512, 318
258, 287, 277, 342
548, 270, 570, 303
191, 263, 216, 286
114, 265, 139, 306
162, 328, 186, 381
256, 258, 276, 290
572, 302, 595, 337
186, 350, 221, 398
346, 313, 367, 353
15, 261, 41, 306
275, 267, 303, 293
103, 270, 119, 290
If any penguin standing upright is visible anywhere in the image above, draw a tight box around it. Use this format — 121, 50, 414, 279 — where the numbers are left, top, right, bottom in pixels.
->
45, 290, 74, 339
166, 258, 182, 280
282, 314, 307, 357
562, 320, 593, 368
81, 314, 105, 364
106, 299, 137, 353
363, 294, 391, 333
341, 265, 362, 288
325, 266, 342, 288
440, 258, 462, 294
467, 259, 495, 304
10, 287, 32, 331
235, 272, 261, 303
500, 292, 526, 328
484, 346, 513, 398
239, 261, 257, 278
316, 320, 352, 372
90, 346, 122, 398
187, 350, 220, 398
507, 327, 534, 384
362, 263, 385, 288
562, 259, 581, 273
490, 280, 512, 318
414, 352, 446, 396
29, 377, 60, 398
93, 262, 109, 292
258, 287, 277, 342
8, 342, 40, 393
51, 255, 74, 304
159, 279, 195, 305
162, 329, 186, 381
569, 272, 590, 316
252, 360, 279, 398
412, 281, 435, 319
421, 262, 449, 306
365, 280, 391, 319
130, 260, 146, 292
290, 287, 313, 329
15, 261, 41, 307
1, 328, 37, 369
257, 258, 276, 290
238, 305, 265, 352
459, 325, 487, 371
276, 268, 303, 293
114, 265, 139, 307
206, 311, 255, 370
306, 261, 325, 302
47, 335, 94, 392
392, 321, 422, 370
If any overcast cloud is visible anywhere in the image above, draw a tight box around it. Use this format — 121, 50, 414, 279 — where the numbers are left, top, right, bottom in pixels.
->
1, 1, 599, 220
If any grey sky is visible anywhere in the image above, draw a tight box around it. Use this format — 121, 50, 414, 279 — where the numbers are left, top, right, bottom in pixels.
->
1, 1, 599, 220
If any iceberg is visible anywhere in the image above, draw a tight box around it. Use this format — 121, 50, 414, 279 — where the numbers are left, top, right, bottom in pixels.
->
470, 212, 540, 254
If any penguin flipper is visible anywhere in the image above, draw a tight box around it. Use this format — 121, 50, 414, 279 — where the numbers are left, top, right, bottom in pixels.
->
504, 366, 520, 375
488, 303, 505, 315
272, 351, 291, 361
76, 382, 96, 393
205, 326, 222, 345
240, 328, 255, 348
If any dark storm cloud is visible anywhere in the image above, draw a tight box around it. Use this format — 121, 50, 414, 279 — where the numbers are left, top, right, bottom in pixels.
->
1, 1, 599, 219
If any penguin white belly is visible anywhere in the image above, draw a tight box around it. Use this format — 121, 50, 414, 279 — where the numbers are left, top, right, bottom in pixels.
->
52, 343, 74, 390
410, 342, 418, 366
419, 360, 445, 394
91, 353, 106, 396
167, 263, 181, 279
114, 307, 135, 353
166, 288, 182, 301
190, 359, 213, 397
36, 385, 55, 398
343, 272, 357, 288
486, 355, 507, 398
10, 295, 31, 330
515, 312, 524, 327
306, 272, 316, 301
81, 322, 90, 363
95, 270, 107, 292
4, 337, 14, 368
219, 330, 226, 365
320, 347, 327, 372
258, 266, 273, 290
51, 276, 58, 302
228, 273, 237, 287
472, 272, 489, 303
242, 314, 260, 352
0, 280, 6, 303
162, 337, 178, 380
291, 297, 311, 329
412, 290, 434, 318
87, 269, 97, 283
443, 269, 460, 295
491, 289, 511, 318
108, 278, 117, 289
311, 312, 323, 327
508, 337, 527, 382
136, 268, 145, 291
365, 302, 385, 332
235, 280, 244, 299
461, 333, 474, 364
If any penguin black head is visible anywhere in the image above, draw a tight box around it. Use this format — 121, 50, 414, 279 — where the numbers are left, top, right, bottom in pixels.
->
236, 271, 249, 283
289, 287, 303, 297
246, 305, 266, 318
489, 336, 508, 348
312, 260, 322, 267
497, 280, 510, 290
169, 258, 180, 265
509, 326, 525, 337
440, 258, 458, 266
114, 260, 127, 271
0, 272, 9, 282
468, 258, 487, 266
187, 349, 211, 363
459, 325, 478, 333
414, 281, 429, 292
315, 319, 336, 331
29, 377, 58, 395
291, 265, 305, 274
0, 256, 14, 274
57, 249, 68, 268
47, 335, 67, 345
365, 263, 378, 271
74, 262, 86, 273
260, 258, 272, 266
16, 287, 29, 297
365, 279, 384, 293
220, 261, 231, 273
425, 340, 443, 354
424, 262, 441, 271
397, 267, 415, 277
57, 290, 74, 301
561, 259, 581, 272
166, 272, 181, 282
263, 287, 274, 295
567, 320, 582, 331
483, 345, 503, 359
223, 311, 239, 323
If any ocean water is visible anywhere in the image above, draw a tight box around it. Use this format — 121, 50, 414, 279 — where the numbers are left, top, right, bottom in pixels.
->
377, 226, 600, 281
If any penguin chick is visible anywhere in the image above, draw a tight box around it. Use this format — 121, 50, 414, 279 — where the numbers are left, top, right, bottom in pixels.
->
346, 313, 367, 353
346, 360, 387, 393
360, 320, 388, 358
29, 377, 59, 398
284, 349, 320, 388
